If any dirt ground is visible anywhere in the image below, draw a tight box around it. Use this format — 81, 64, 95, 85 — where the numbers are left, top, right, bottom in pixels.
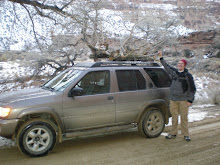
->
0, 106, 220, 165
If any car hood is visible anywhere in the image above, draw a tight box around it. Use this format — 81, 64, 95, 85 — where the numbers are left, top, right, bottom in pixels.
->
0, 88, 55, 105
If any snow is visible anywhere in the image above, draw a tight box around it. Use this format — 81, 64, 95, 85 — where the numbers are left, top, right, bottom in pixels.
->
140, 3, 178, 11
0, 1, 54, 51
0, 137, 16, 149
0, 1, 196, 51
0, 62, 34, 81
206, 0, 220, 3
0, 61, 55, 92
98, 9, 135, 37
166, 104, 217, 127
169, 25, 196, 36
194, 75, 220, 105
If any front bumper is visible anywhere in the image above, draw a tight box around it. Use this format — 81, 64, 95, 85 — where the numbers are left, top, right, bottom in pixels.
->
0, 119, 19, 139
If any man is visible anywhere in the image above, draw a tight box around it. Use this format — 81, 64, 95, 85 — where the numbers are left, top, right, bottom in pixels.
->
158, 51, 196, 142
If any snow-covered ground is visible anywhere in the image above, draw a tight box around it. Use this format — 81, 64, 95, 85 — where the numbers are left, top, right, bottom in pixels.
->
0, 61, 219, 148
0, 61, 55, 92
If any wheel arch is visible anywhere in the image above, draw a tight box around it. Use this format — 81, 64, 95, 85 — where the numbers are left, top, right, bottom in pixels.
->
136, 99, 170, 124
13, 107, 63, 143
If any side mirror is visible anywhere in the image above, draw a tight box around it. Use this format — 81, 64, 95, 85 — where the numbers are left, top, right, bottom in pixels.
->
68, 87, 83, 97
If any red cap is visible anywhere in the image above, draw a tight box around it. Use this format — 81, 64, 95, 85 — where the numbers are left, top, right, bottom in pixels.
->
180, 59, 187, 66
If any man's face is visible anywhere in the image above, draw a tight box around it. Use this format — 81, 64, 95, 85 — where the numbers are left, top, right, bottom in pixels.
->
178, 61, 185, 71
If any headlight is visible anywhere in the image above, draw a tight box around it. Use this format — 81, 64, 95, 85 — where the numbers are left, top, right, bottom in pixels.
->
0, 107, 11, 117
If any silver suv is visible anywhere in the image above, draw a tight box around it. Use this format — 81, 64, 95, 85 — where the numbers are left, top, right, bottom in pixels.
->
0, 61, 171, 157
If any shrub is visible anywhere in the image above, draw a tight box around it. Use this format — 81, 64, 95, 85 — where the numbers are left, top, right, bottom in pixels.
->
0, 54, 8, 62
213, 36, 220, 50
183, 49, 192, 58
213, 44, 220, 50
172, 52, 181, 57
216, 52, 220, 59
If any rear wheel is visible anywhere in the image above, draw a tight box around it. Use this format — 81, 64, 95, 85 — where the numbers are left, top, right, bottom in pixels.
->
17, 119, 56, 157
138, 109, 165, 138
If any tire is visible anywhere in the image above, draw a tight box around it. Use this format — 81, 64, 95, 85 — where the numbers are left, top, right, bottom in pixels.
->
17, 120, 56, 157
138, 109, 165, 138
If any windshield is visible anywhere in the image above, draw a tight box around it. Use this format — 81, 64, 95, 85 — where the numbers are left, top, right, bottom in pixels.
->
42, 68, 83, 92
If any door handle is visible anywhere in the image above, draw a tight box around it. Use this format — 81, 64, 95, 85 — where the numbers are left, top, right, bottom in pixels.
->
107, 96, 114, 100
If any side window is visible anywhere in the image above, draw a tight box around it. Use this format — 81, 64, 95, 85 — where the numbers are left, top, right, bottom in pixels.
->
75, 71, 110, 95
116, 70, 146, 92
135, 70, 146, 90
144, 68, 171, 88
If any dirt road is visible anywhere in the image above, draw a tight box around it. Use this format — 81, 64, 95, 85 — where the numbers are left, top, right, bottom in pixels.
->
0, 108, 220, 165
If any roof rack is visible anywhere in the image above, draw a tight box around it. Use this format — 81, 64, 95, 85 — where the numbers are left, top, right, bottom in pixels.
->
75, 61, 160, 68
92, 61, 160, 67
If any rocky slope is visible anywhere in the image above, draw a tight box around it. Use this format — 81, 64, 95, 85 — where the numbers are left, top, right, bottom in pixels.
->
110, 0, 220, 31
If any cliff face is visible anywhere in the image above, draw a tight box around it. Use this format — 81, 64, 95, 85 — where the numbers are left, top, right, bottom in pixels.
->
179, 30, 219, 45
177, 30, 220, 50
109, 0, 220, 31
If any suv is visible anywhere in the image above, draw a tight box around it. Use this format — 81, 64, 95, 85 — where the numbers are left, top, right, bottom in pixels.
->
0, 61, 171, 157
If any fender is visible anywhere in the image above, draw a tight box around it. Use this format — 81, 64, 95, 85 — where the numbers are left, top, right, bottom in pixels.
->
135, 99, 170, 124
17, 107, 64, 139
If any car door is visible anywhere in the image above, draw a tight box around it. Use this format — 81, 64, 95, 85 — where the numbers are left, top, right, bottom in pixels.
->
62, 70, 116, 131
114, 69, 153, 123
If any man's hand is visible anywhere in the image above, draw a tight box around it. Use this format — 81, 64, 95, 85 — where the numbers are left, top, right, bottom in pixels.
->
187, 102, 192, 107
158, 51, 163, 58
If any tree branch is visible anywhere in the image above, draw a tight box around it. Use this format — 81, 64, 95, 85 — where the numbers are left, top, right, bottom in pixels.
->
21, 4, 42, 51
9, 0, 79, 22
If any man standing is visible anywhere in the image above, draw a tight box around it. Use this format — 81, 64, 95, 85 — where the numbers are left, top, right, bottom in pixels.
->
158, 51, 196, 142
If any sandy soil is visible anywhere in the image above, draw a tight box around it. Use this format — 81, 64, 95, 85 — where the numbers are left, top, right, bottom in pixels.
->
0, 106, 220, 165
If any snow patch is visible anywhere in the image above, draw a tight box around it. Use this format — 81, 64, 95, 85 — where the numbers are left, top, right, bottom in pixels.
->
0, 137, 16, 149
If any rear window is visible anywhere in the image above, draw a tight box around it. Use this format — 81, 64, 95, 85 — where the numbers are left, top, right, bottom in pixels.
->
144, 68, 171, 88
116, 70, 146, 91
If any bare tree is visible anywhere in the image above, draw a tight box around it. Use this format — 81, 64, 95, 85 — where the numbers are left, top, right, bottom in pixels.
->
6, 0, 180, 64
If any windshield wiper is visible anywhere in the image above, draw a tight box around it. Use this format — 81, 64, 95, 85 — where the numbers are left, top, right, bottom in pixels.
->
41, 86, 55, 91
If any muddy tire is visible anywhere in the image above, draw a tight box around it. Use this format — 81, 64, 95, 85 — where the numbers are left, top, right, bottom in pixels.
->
138, 109, 165, 138
17, 119, 56, 157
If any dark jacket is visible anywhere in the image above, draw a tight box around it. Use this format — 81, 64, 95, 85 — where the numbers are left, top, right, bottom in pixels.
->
160, 57, 196, 103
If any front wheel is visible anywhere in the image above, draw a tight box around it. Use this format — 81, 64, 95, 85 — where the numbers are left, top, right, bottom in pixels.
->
17, 120, 56, 157
138, 109, 165, 138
